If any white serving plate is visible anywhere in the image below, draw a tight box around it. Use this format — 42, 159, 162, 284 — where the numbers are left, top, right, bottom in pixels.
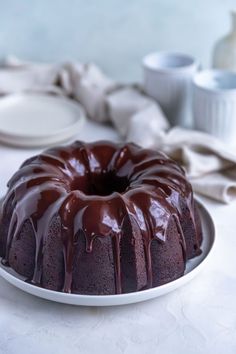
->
0, 200, 215, 306
0, 93, 85, 147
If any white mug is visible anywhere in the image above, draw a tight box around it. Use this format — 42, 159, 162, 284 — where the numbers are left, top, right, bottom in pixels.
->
143, 52, 199, 127
193, 69, 236, 145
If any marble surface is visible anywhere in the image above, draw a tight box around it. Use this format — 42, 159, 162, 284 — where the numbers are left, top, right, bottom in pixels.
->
0, 120, 236, 354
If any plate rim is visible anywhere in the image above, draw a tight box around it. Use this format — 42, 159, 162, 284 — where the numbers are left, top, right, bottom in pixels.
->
0, 93, 86, 146
0, 198, 215, 306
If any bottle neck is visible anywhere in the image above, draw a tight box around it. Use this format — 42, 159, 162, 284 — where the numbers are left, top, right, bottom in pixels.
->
231, 11, 236, 33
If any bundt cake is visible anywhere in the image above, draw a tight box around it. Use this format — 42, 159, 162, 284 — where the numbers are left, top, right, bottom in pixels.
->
0, 141, 202, 295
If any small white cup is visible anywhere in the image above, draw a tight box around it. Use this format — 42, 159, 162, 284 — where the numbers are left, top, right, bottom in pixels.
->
193, 69, 236, 145
143, 52, 199, 127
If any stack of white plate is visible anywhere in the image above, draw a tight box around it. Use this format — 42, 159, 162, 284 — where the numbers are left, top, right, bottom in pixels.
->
0, 93, 85, 148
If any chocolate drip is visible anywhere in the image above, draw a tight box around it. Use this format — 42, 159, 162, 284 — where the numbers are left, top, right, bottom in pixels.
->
59, 193, 77, 292
112, 233, 122, 294
1, 141, 201, 294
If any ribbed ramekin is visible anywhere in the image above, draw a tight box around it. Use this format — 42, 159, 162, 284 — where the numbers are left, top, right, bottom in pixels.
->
193, 69, 236, 145
143, 51, 199, 127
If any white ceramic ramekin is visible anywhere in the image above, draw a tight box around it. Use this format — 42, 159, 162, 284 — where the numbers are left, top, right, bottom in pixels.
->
143, 52, 199, 127
193, 69, 236, 145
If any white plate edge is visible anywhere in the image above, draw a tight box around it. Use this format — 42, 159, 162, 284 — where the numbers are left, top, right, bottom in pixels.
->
0, 93, 86, 147
0, 198, 216, 306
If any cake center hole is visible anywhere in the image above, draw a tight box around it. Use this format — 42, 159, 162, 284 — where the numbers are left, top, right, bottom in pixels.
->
71, 171, 130, 196
89, 171, 130, 196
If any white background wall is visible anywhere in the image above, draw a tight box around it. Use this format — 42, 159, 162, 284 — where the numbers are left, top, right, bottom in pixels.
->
0, 0, 235, 82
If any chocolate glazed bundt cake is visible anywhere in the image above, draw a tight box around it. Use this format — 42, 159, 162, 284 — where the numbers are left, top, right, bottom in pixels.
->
0, 141, 202, 295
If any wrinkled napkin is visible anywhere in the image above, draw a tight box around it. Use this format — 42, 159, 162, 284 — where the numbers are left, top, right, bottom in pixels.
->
1, 56, 236, 203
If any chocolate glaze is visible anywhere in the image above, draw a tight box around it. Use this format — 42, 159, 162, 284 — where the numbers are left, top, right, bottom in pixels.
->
1, 141, 201, 293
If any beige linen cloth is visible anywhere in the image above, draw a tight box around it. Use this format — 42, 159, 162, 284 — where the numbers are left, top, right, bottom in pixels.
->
1, 57, 236, 203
